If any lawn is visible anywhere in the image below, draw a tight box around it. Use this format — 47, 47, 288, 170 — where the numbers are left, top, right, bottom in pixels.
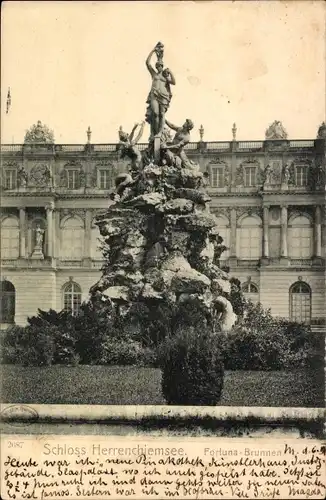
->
1, 365, 323, 407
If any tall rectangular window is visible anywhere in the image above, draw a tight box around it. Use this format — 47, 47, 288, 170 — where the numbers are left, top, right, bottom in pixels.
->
295, 166, 308, 187
210, 167, 224, 188
67, 170, 80, 189
244, 167, 256, 187
99, 170, 113, 189
4, 170, 17, 190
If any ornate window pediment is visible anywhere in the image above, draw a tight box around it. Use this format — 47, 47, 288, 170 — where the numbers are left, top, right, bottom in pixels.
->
236, 159, 263, 187
91, 161, 117, 189
206, 159, 229, 188
2, 162, 18, 190
60, 162, 85, 189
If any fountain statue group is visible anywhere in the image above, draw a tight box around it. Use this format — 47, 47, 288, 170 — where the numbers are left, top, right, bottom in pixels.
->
92, 42, 238, 335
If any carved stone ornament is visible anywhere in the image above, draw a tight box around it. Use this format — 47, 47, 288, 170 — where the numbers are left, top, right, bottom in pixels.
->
206, 159, 230, 187
29, 164, 52, 186
265, 120, 288, 140
24, 120, 55, 144
236, 206, 262, 221
235, 158, 261, 186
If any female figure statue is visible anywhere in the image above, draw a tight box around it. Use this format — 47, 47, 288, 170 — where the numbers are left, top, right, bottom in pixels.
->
145, 43, 176, 139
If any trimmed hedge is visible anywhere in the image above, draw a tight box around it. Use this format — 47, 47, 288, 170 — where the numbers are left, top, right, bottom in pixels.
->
158, 327, 224, 405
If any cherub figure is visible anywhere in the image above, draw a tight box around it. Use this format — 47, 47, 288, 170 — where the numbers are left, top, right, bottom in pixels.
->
117, 122, 145, 172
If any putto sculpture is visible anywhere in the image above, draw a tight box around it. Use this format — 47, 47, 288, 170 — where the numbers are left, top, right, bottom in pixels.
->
91, 42, 237, 336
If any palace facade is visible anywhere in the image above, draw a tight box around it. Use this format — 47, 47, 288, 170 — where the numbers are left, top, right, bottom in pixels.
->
1, 121, 325, 331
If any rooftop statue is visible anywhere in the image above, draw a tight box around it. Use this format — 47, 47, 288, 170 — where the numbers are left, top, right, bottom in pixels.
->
24, 120, 55, 144
265, 120, 288, 140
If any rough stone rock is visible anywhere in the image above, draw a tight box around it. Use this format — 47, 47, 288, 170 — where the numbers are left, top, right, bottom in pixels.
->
180, 167, 203, 189
158, 198, 194, 215
171, 268, 211, 294
125, 230, 147, 248
120, 246, 145, 267
104, 270, 144, 287
199, 237, 215, 264
212, 278, 231, 295
102, 286, 129, 302
161, 252, 191, 272
173, 188, 211, 205
141, 283, 164, 300
124, 192, 166, 210
178, 213, 218, 232
166, 231, 190, 253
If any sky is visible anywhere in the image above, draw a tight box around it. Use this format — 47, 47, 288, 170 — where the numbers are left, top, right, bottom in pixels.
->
1, 1, 325, 143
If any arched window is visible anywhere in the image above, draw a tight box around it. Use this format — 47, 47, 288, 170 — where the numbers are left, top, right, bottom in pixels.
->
288, 215, 313, 258
63, 282, 82, 315
61, 217, 84, 260
290, 282, 311, 324
237, 215, 262, 259
0, 280, 15, 323
1, 217, 19, 259
214, 215, 230, 260
91, 222, 104, 260
242, 282, 259, 302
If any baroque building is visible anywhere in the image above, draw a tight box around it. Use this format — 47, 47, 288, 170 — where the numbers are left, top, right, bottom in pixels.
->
1, 120, 325, 331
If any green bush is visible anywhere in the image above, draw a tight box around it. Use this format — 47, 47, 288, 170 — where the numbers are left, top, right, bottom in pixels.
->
100, 339, 144, 366
158, 327, 224, 405
223, 301, 322, 371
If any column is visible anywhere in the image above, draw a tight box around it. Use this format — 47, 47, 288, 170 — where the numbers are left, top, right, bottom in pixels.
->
46, 203, 54, 258
230, 208, 237, 257
280, 205, 288, 258
19, 207, 26, 258
84, 209, 92, 259
263, 205, 270, 258
314, 205, 322, 257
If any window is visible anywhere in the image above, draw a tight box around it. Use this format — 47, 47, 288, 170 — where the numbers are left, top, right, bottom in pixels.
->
288, 215, 313, 258
295, 166, 308, 187
4, 170, 17, 190
290, 282, 311, 324
214, 215, 230, 260
244, 167, 256, 187
210, 167, 224, 188
242, 282, 259, 302
98, 169, 113, 190
238, 215, 262, 259
61, 217, 84, 260
0, 281, 15, 324
91, 224, 104, 259
1, 217, 19, 259
63, 282, 82, 315
67, 169, 80, 189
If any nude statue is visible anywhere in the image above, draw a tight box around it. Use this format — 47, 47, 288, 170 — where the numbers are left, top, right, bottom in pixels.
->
145, 43, 176, 139
161, 119, 194, 168
117, 122, 145, 173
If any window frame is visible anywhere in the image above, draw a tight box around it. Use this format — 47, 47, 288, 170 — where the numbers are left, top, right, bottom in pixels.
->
4, 169, 17, 190
63, 282, 82, 316
210, 166, 225, 188
289, 281, 311, 324
98, 168, 114, 190
244, 166, 257, 187
295, 165, 309, 187
0, 280, 16, 324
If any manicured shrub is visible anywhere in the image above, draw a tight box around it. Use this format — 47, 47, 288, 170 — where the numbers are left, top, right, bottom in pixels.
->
158, 327, 224, 405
